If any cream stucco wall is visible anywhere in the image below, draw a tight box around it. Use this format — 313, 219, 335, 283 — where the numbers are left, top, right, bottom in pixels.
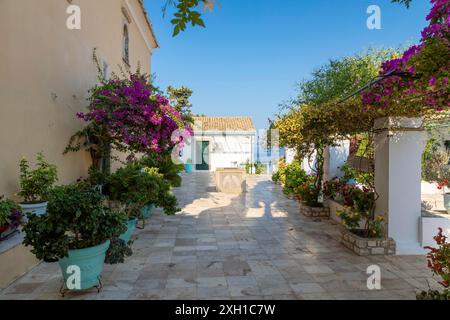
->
0, 0, 156, 198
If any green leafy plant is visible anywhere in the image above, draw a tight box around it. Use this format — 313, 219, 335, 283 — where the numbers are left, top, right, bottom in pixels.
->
323, 178, 344, 199
105, 163, 179, 217
22, 183, 127, 262
282, 161, 307, 196
338, 207, 384, 238
167, 0, 209, 36
105, 238, 133, 265
422, 142, 450, 189
0, 196, 23, 234
272, 158, 287, 184
295, 175, 321, 207
340, 163, 374, 186
245, 160, 252, 174
338, 207, 362, 231
139, 152, 183, 188
254, 162, 265, 175
352, 187, 376, 213
18, 152, 58, 204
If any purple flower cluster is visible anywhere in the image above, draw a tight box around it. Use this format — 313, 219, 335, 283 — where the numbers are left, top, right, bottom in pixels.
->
362, 0, 450, 113
78, 74, 192, 154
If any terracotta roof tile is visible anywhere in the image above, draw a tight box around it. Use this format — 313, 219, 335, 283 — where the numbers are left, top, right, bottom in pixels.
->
193, 116, 256, 131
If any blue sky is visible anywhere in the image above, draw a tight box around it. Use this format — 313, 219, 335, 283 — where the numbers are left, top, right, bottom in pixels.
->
143, 0, 432, 129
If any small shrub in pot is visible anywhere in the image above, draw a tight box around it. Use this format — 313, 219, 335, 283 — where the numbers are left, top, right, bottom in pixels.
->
22, 183, 127, 290
18, 152, 57, 216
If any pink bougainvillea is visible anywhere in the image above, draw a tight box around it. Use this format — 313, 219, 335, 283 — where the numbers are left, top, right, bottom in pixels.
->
362, 0, 450, 114
77, 74, 192, 154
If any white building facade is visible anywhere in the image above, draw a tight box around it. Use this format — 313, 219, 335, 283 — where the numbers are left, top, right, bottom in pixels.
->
182, 117, 257, 172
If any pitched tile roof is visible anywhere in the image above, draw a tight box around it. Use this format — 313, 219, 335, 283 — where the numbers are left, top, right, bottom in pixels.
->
193, 116, 256, 132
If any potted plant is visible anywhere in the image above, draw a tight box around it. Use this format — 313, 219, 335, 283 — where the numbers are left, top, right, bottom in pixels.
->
139, 152, 183, 188
17, 152, 57, 216
140, 166, 179, 217
0, 196, 23, 241
185, 158, 193, 173
105, 164, 147, 242
22, 183, 127, 291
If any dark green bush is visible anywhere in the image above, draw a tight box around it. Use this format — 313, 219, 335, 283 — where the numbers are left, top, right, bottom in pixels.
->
22, 183, 127, 262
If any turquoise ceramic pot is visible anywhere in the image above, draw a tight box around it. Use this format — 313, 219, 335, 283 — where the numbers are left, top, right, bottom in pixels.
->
141, 204, 154, 219
58, 240, 110, 291
185, 164, 193, 173
119, 217, 138, 243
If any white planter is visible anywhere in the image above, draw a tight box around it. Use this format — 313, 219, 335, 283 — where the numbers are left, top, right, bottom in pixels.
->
444, 193, 450, 214
19, 202, 48, 216
420, 213, 450, 248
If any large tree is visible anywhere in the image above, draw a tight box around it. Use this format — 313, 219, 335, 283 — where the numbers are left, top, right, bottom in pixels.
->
166, 86, 194, 124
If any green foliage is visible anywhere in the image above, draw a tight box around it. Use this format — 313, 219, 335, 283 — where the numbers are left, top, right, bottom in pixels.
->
417, 289, 450, 300
355, 133, 374, 158
271, 158, 286, 184
295, 175, 321, 207
322, 179, 342, 199
139, 152, 183, 188
338, 207, 384, 238
18, 152, 58, 203
167, 86, 194, 125
340, 163, 374, 186
282, 161, 307, 196
105, 238, 133, 265
367, 216, 385, 238
168, 0, 208, 36
245, 160, 265, 175
338, 207, 361, 230
22, 183, 127, 262
105, 163, 179, 217
254, 162, 265, 175
422, 140, 450, 184
0, 196, 22, 228
105, 163, 150, 210
141, 166, 179, 216
296, 49, 394, 107
352, 187, 375, 213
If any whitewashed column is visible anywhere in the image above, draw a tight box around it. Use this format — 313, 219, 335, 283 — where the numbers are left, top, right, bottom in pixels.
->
323, 140, 350, 182
374, 117, 426, 255
285, 148, 296, 165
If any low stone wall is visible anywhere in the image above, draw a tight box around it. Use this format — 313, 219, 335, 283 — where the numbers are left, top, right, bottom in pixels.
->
301, 204, 330, 218
323, 198, 344, 223
341, 230, 396, 256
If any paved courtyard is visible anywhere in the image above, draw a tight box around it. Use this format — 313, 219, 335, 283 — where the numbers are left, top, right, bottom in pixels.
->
0, 173, 440, 300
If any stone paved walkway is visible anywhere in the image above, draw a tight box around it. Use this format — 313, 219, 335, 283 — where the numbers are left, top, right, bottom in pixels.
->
0, 173, 441, 300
